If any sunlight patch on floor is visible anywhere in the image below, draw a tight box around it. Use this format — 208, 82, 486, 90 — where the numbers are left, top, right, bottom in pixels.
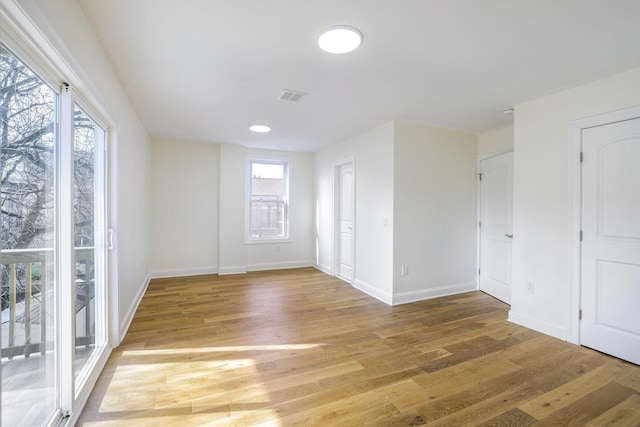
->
93, 346, 310, 425
121, 343, 324, 356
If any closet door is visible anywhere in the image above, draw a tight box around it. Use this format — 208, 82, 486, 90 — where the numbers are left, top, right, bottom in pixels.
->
580, 117, 640, 365
479, 152, 513, 304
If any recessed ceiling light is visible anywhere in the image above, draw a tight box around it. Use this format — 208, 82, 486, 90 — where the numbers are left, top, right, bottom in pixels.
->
318, 25, 362, 54
249, 125, 271, 133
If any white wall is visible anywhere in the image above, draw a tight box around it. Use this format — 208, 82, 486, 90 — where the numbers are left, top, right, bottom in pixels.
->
315, 121, 395, 302
510, 66, 640, 339
150, 140, 219, 276
393, 122, 478, 304
18, 0, 152, 343
314, 151, 334, 272
217, 144, 247, 274
478, 126, 513, 155
149, 143, 315, 275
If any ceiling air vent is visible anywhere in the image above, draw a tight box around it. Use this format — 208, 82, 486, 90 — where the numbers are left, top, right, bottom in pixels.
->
278, 90, 307, 102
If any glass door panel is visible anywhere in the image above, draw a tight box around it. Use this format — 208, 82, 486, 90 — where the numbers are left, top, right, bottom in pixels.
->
72, 104, 105, 386
1, 44, 58, 427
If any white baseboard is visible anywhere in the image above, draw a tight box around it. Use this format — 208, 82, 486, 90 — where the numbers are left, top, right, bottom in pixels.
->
150, 262, 316, 277
353, 279, 393, 305
119, 274, 151, 343
247, 260, 314, 272
392, 281, 477, 306
508, 309, 568, 341
218, 266, 248, 275
149, 266, 219, 279
314, 263, 333, 275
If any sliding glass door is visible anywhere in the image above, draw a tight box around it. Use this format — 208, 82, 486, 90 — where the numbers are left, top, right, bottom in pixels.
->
1, 42, 108, 427
73, 104, 106, 389
1, 43, 58, 426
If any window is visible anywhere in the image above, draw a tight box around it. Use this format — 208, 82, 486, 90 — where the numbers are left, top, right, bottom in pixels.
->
249, 160, 289, 241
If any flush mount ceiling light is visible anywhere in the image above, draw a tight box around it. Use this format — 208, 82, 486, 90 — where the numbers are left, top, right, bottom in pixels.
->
318, 25, 363, 54
249, 124, 271, 133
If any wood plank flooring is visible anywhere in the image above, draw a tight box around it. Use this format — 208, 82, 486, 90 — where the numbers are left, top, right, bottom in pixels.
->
77, 268, 640, 426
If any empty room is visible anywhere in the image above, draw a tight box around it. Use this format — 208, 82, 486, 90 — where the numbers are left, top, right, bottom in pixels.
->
1, 1, 640, 426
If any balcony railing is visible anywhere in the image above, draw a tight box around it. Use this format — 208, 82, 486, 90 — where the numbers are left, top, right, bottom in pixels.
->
1, 247, 95, 359
250, 198, 286, 238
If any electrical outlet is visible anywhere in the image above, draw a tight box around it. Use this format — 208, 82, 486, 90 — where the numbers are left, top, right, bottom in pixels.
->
401, 265, 409, 276
527, 280, 535, 293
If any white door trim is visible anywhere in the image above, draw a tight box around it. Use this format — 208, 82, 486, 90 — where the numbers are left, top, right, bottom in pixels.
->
332, 157, 355, 282
568, 104, 640, 344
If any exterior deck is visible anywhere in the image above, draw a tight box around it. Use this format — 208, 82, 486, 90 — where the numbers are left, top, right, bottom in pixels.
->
1, 248, 95, 426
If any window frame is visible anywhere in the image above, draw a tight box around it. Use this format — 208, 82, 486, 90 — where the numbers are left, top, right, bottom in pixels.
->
69, 96, 109, 399
246, 158, 292, 244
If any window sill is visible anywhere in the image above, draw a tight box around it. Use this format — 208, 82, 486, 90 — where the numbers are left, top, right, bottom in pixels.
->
246, 237, 292, 245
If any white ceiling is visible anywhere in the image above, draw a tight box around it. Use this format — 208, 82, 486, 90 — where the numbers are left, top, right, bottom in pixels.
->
79, 0, 640, 152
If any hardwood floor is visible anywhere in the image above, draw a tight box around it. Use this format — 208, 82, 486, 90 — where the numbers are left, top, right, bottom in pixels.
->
77, 268, 640, 426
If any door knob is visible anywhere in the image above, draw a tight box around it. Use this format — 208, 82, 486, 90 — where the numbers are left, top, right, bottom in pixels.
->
505, 234, 513, 238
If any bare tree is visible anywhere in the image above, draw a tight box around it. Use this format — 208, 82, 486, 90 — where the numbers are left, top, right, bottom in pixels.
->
1, 45, 56, 252
1, 44, 96, 310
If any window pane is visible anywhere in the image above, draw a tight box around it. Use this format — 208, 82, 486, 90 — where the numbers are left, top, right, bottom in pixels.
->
250, 161, 288, 239
73, 104, 104, 384
1, 44, 58, 426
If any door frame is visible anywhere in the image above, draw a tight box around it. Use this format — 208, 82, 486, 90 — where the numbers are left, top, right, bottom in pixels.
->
333, 157, 355, 282
476, 149, 513, 290
568, 104, 640, 345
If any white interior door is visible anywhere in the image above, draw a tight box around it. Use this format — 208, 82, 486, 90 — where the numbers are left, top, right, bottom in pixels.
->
581, 117, 640, 365
479, 152, 513, 304
338, 163, 354, 281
